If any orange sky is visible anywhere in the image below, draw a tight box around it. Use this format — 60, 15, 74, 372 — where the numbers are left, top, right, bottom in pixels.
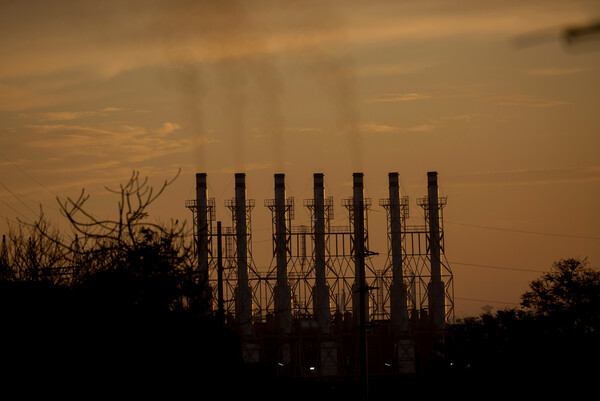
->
1, 0, 599, 317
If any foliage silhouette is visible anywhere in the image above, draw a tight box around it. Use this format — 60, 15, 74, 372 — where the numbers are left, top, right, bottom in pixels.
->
444, 257, 599, 396
0, 171, 239, 397
521, 257, 600, 332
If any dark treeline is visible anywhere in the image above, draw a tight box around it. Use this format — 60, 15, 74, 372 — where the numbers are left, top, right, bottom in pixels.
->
0, 172, 246, 398
1, 172, 598, 399
441, 257, 600, 397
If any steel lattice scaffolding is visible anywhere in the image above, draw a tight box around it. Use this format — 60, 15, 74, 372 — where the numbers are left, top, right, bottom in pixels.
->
185, 171, 454, 375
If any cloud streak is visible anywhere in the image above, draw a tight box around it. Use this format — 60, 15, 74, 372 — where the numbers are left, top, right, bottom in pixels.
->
446, 167, 600, 188
361, 122, 437, 134
525, 67, 585, 76
6, 122, 191, 169
17, 107, 125, 122
0, 0, 589, 83
366, 93, 431, 104
491, 94, 571, 107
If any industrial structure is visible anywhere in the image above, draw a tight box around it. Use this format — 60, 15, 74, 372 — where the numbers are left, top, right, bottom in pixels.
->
186, 171, 454, 378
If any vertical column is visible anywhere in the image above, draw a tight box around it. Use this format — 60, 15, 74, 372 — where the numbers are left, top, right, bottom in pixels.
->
352, 173, 368, 323
234, 173, 253, 335
312, 173, 337, 376
196, 173, 212, 313
274, 174, 292, 334
312, 173, 331, 333
388, 172, 409, 333
427, 171, 445, 331
217, 221, 224, 323
352, 172, 368, 398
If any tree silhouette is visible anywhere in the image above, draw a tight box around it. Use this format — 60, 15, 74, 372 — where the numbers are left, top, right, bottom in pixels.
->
444, 257, 600, 397
1, 171, 239, 397
24, 169, 211, 312
521, 257, 600, 332
0, 219, 68, 284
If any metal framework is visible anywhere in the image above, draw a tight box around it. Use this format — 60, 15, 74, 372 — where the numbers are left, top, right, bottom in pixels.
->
378, 194, 409, 321
185, 171, 454, 374
415, 194, 455, 325
185, 172, 454, 325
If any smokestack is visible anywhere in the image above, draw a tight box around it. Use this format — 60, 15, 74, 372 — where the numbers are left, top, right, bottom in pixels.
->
196, 173, 212, 313
388, 172, 409, 333
274, 173, 292, 334
234, 173, 253, 334
312, 173, 331, 333
352, 172, 368, 322
352, 172, 369, 398
427, 172, 445, 331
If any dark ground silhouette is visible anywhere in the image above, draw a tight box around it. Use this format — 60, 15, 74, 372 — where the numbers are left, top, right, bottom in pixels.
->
1, 175, 597, 401
2, 272, 597, 400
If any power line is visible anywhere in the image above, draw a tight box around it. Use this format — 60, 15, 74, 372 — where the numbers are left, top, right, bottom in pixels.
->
450, 261, 546, 273
0, 181, 39, 217
446, 220, 600, 240
0, 151, 59, 197
0, 214, 20, 226
456, 297, 520, 306
0, 198, 35, 223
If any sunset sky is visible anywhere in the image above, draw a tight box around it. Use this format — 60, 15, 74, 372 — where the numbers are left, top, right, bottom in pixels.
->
1, 0, 599, 317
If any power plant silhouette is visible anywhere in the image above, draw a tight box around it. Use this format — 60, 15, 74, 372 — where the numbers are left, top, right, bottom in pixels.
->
186, 171, 454, 378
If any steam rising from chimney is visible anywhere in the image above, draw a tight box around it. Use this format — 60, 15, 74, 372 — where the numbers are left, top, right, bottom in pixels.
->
159, 1, 361, 172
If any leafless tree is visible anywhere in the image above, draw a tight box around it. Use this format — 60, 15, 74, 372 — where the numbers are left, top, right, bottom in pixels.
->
3, 170, 206, 312
2, 218, 68, 284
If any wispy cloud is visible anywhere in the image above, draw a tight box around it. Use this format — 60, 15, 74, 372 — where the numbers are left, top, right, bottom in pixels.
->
366, 93, 431, 104
194, 136, 220, 146
525, 67, 585, 77
14, 122, 191, 167
0, 1, 590, 87
155, 122, 181, 136
441, 113, 482, 122
20, 111, 96, 121
446, 167, 600, 188
285, 127, 323, 134
408, 124, 436, 133
209, 161, 274, 174
490, 94, 571, 107
18, 107, 125, 122
357, 61, 436, 77
361, 121, 436, 134
361, 122, 398, 133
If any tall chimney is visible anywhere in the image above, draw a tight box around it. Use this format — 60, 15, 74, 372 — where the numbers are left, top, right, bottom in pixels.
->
388, 172, 409, 333
274, 173, 292, 334
196, 173, 212, 313
352, 173, 368, 322
353, 172, 369, 397
312, 173, 331, 333
427, 172, 445, 331
234, 173, 253, 334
